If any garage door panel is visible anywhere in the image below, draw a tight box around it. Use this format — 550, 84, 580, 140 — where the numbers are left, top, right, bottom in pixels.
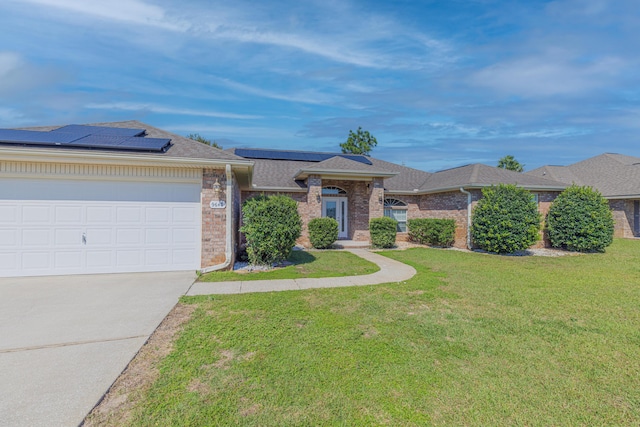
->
54, 251, 83, 269
22, 252, 51, 269
86, 206, 112, 223
54, 228, 82, 246
0, 229, 18, 246
22, 229, 51, 246
0, 205, 18, 223
116, 207, 142, 223
22, 206, 50, 223
1, 179, 202, 277
145, 228, 169, 244
86, 250, 112, 268
54, 206, 82, 223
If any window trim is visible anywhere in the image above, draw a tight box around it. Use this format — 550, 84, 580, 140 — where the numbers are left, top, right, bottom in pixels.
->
383, 198, 408, 232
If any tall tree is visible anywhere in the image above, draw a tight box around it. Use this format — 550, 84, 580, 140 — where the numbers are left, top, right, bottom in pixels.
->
188, 133, 222, 149
497, 155, 524, 172
340, 127, 377, 156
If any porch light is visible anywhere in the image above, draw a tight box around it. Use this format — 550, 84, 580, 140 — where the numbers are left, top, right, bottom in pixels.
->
378, 194, 383, 204
316, 193, 321, 203
213, 179, 222, 200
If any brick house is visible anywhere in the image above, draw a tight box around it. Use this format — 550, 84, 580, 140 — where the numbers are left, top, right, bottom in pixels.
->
527, 153, 640, 238
229, 148, 567, 250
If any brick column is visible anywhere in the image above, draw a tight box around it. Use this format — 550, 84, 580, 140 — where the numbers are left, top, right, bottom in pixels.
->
201, 168, 228, 268
298, 175, 322, 246
369, 177, 384, 220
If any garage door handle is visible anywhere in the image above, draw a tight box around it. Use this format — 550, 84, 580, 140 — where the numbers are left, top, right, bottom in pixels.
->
82, 232, 87, 245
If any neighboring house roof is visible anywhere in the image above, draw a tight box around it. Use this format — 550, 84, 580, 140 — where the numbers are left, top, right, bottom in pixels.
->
231, 148, 566, 193
526, 153, 640, 198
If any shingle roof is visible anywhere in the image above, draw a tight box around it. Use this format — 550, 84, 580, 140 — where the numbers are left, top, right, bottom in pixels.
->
230, 148, 565, 193
526, 153, 640, 198
418, 163, 566, 193
16, 120, 246, 162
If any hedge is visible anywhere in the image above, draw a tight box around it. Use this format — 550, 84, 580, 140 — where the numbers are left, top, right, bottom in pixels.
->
240, 194, 302, 265
308, 217, 339, 249
370, 217, 397, 248
546, 185, 614, 252
471, 184, 541, 254
408, 218, 456, 246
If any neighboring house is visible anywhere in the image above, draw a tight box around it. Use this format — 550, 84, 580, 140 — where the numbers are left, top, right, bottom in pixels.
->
228, 148, 567, 249
0, 120, 568, 278
527, 153, 640, 238
0, 121, 252, 277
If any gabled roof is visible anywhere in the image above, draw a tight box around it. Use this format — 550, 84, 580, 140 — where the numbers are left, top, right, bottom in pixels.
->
414, 163, 566, 194
230, 147, 566, 193
526, 153, 640, 198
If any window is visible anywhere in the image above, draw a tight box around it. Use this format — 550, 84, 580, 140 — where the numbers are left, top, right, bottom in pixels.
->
384, 198, 408, 232
322, 186, 347, 195
531, 193, 539, 204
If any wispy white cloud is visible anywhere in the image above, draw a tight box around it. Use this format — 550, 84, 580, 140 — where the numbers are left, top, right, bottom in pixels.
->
85, 102, 262, 120
16, 0, 188, 31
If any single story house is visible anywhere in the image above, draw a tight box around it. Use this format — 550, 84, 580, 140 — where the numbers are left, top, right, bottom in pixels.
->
0, 120, 568, 278
527, 153, 640, 238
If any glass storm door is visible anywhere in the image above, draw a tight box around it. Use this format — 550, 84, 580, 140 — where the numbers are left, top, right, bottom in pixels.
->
322, 197, 348, 238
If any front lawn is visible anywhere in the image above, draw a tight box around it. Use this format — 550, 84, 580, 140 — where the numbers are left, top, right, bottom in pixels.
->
104, 240, 640, 426
198, 250, 379, 282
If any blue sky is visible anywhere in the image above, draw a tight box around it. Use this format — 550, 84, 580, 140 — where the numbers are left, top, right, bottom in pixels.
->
1, 0, 638, 172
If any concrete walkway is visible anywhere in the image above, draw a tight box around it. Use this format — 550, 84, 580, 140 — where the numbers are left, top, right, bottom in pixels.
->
187, 249, 417, 295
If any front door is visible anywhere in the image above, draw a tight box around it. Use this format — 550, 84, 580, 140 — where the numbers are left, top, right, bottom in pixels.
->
322, 197, 348, 239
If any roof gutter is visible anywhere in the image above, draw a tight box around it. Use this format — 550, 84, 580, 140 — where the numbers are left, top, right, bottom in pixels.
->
294, 169, 397, 180
0, 146, 254, 169
387, 183, 567, 196
460, 188, 472, 249
200, 164, 234, 273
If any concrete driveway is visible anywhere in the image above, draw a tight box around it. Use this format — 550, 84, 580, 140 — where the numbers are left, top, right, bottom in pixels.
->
0, 271, 195, 427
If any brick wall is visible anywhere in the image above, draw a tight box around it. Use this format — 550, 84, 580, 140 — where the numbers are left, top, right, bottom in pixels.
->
201, 168, 230, 268
610, 199, 638, 238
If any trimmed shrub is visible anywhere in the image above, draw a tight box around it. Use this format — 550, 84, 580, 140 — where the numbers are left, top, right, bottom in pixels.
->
370, 217, 397, 248
308, 217, 339, 249
408, 218, 456, 246
471, 184, 541, 254
240, 194, 302, 265
546, 185, 614, 252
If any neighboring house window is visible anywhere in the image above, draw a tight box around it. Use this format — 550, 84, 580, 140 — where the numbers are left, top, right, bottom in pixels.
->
384, 198, 408, 232
322, 186, 347, 195
531, 193, 539, 204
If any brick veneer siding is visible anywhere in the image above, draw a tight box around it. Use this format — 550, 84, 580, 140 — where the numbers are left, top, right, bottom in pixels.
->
201, 168, 231, 269
609, 199, 639, 238
388, 189, 560, 249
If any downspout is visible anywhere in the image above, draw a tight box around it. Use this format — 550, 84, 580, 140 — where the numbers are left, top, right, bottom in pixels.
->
460, 188, 472, 249
201, 164, 234, 273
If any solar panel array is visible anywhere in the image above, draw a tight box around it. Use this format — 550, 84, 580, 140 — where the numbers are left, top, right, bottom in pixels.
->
0, 125, 171, 153
234, 148, 372, 165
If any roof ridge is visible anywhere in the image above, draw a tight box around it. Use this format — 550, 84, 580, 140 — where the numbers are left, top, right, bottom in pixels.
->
470, 163, 481, 183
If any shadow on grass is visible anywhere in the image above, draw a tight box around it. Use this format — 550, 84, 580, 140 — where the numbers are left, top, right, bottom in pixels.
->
289, 250, 316, 265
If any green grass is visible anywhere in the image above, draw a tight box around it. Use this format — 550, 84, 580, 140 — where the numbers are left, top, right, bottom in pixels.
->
128, 239, 640, 426
198, 250, 379, 282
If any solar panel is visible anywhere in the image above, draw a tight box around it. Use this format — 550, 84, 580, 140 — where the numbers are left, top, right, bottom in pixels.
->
0, 126, 169, 153
53, 124, 146, 137
234, 148, 372, 165
0, 129, 87, 144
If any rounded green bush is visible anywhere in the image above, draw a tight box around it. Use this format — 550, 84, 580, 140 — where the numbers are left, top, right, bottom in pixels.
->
308, 217, 339, 249
471, 184, 541, 254
407, 218, 456, 246
546, 185, 614, 252
240, 195, 302, 265
370, 217, 397, 248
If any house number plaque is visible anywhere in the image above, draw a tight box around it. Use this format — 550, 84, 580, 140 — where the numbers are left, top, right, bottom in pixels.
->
210, 200, 226, 209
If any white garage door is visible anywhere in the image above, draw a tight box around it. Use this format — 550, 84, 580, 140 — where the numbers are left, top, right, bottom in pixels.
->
0, 177, 202, 277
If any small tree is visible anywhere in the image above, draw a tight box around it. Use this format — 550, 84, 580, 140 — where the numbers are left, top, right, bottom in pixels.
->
340, 127, 377, 156
240, 195, 302, 265
188, 133, 222, 149
546, 185, 614, 252
497, 155, 524, 172
471, 184, 541, 253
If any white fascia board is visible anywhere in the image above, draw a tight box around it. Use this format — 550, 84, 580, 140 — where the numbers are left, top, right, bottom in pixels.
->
0, 146, 254, 170
387, 183, 567, 195
250, 185, 307, 193
295, 169, 397, 180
